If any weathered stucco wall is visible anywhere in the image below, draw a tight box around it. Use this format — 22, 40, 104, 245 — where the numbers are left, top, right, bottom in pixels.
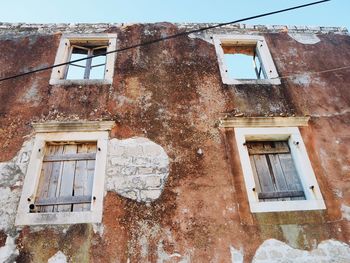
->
0, 22, 349, 262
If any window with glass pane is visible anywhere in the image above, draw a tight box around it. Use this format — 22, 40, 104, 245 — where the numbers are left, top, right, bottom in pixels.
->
66, 45, 107, 80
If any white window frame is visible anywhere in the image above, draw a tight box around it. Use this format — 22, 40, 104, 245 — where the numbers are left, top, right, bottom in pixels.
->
49, 34, 117, 85
213, 34, 281, 85
235, 127, 325, 213
15, 122, 114, 225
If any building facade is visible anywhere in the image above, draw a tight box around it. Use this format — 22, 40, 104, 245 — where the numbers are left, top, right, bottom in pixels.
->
0, 22, 349, 262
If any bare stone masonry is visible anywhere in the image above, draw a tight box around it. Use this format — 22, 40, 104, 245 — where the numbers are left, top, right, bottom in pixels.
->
106, 137, 169, 203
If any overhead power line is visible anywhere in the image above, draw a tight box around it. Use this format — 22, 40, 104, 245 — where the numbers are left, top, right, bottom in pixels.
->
274, 65, 350, 80
0, 0, 331, 82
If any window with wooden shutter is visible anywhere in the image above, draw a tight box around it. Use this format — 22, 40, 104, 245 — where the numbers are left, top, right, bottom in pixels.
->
247, 141, 305, 202
34, 141, 97, 213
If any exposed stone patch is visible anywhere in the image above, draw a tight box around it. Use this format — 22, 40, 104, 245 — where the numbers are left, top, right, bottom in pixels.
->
106, 137, 169, 203
230, 246, 243, 263
0, 139, 33, 232
0, 236, 19, 263
253, 239, 350, 263
48, 251, 67, 263
288, 33, 321, 44
341, 204, 350, 221
19, 79, 42, 106
157, 241, 190, 263
291, 73, 311, 86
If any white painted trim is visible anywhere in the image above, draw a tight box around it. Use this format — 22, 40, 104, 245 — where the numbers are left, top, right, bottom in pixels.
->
49, 34, 117, 85
234, 127, 325, 213
219, 117, 310, 128
15, 131, 109, 225
213, 34, 281, 85
32, 121, 115, 133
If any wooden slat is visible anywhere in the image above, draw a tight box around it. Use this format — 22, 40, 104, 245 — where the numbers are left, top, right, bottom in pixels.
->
36, 145, 56, 212
278, 153, 301, 190
57, 144, 77, 212
268, 154, 293, 201
85, 144, 96, 211
43, 152, 96, 162
249, 155, 262, 194
73, 143, 96, 211
278, 153, 305, 200
247, 141, 290, 155
258, 191, 305, 199
73, 144, 87, 212
253, 155, 275, 195
35, 195, 92, 206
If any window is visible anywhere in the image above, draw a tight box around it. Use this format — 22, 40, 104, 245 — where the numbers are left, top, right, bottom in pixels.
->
34, 141, 97, 213
49, 34, 117, 85
16, 121, 114, 225
213, 35, 281, 85
234, 126, 325, 213
66, 44, 108, 80
247, 141, 305, 202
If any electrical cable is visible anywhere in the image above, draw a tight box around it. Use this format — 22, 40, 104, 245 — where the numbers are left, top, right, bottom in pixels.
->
0, 0, 331, 82
273, 65, 350, 79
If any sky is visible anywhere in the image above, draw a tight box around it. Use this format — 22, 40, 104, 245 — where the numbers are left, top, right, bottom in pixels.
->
0, 0, 349, 31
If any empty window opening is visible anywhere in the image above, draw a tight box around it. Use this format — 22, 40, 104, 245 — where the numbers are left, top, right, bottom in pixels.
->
33, 141, 96, 213
222, 43, 266, 80
247, 141, 305, 202
66, 42, 108, 80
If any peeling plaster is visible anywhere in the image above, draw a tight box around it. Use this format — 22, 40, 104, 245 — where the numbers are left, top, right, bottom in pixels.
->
106, 137, 169, 203
19, 79, 41, 106
0, 236, 19, 263
288, 33, 320, 44
280, 225, 304, 248
92, 223, 104, 237
47, 251, 67, 263
230, 246, 243, 263
253, 239, 350, 263
0, 139, 33, 232
341, 204, 350, 221
157, 241, 190, 263
291, 74, 311, 86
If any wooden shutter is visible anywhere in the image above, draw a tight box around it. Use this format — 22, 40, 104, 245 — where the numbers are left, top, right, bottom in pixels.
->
35, 142, 96, 212
247, 141, 305, 202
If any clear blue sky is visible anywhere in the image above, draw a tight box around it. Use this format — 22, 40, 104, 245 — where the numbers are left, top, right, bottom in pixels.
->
0, 0, 349, 30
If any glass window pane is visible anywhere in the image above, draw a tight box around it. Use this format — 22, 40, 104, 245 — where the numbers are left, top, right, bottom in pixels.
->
66, 52, 87, 80
89, 55, 106, 79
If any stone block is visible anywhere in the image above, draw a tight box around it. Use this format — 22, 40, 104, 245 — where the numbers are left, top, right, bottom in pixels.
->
140, 189, 162, 202
144, 176, 162, 188
133, 157, 151, 166
138, 167, 154, 175
110, 156, 132, 166
142, 144, 162, 157
114, 175, 145, 189
120, 166, 137, 176
124, 145, 143, 156
108, 145, 125, 156
106, 166, 122, 176
120, 190, 139, 200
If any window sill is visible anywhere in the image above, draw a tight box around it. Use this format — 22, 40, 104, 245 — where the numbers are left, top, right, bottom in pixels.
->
16, 210, 102, 225
250, 199, 326, 213
223, 78, 281, 85
49, 79, 112, 86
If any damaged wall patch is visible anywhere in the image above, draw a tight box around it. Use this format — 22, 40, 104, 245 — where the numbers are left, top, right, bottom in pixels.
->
106, 137, 169, 202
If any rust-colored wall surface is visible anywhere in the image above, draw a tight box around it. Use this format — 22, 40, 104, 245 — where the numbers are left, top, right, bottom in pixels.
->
0, 23, 349, 262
